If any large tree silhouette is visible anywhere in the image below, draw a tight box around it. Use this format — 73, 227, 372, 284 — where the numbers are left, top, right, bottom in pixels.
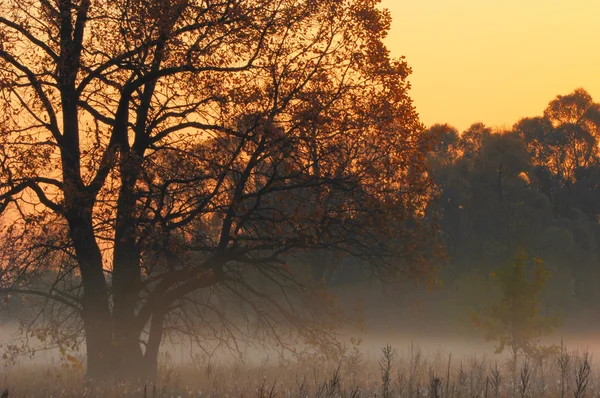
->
0, 0, 432, 381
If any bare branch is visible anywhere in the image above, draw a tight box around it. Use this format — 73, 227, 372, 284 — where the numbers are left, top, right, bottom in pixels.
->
0, 288, 81, 313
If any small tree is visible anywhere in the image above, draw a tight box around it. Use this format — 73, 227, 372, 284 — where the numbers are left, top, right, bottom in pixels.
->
472, 249, 561, 381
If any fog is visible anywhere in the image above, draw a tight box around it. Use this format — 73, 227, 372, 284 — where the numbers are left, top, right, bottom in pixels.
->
4, 283, 597, 366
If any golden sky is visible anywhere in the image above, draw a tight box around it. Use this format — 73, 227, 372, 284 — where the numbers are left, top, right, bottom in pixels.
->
381, 0, 600, 131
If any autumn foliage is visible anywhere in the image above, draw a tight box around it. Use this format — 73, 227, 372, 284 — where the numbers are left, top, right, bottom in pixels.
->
0, 0, 433, 381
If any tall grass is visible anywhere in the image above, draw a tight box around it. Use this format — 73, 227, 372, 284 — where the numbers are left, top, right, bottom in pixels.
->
0, 342, 596, 397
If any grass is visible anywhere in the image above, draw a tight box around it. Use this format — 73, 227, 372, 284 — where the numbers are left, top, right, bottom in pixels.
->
0, 342, 597, 397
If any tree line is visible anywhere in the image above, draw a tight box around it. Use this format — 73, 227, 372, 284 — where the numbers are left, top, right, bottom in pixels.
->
427, 88, 600, 311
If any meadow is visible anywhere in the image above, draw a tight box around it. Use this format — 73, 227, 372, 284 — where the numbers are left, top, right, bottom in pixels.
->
0, 340, 597, 398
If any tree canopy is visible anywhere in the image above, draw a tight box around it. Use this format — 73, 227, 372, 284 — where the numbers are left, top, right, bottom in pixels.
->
0, 0, 433, 381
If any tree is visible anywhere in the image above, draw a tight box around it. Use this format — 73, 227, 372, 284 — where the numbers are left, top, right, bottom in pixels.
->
472, 249, 560, 379
459, 122, 491, 159
424, 123, 461, 164
428, 127, 534, 271
0, 0, 433, 381
515, 88, 600, 183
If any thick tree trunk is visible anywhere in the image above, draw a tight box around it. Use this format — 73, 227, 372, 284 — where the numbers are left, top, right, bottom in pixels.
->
67, 215, 115, 380
108, 310, 165, 382
112, 152, 146, 380
108, 46, 161, 382
111, 338, 148, 382
83, 322, 115, 381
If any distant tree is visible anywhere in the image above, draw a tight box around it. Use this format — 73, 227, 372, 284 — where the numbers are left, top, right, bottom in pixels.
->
514, 117, 555, 167
425, 124, 461, 164
459, 122, 491, 158
472, 249, 561, 379
428, 129, 533, 271
516, 88, 600, 183
423, 89, 600, 347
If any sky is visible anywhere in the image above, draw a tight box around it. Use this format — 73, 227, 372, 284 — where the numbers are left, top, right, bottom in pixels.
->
380, 0, 600, 131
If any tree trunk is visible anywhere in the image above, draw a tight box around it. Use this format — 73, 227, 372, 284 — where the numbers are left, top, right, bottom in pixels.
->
65, 193, 150, 383
111, 151, 146, 380
108, 310, 166, 382
83, 322, 115, 381
67, 214, 115, 381
111, 337, 148, 382
143, 310, 167, 381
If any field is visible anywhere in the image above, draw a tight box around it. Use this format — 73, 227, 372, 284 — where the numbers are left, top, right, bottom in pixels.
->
0, 339, 598, 398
